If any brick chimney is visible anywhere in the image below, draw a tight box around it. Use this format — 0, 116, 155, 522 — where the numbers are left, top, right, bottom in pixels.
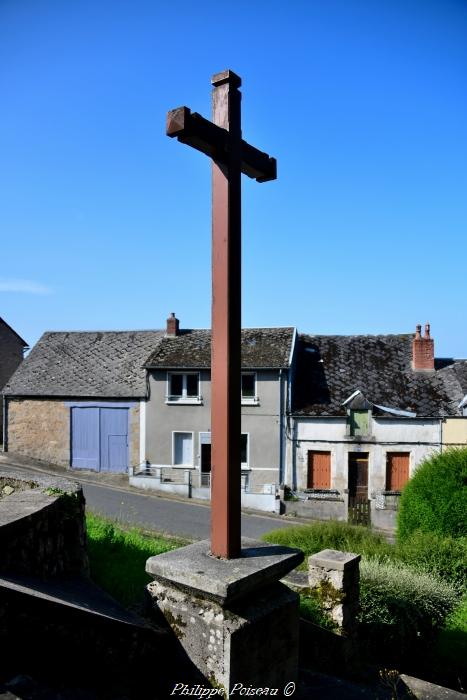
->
166, 312, 179, 337
412, 322, 434, 370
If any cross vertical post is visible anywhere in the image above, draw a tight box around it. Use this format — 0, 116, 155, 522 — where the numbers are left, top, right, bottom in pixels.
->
166, 70, 276, 559
210, 71, 242, 558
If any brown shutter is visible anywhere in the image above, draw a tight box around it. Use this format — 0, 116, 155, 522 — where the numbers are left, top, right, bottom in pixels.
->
307, 451, 331, 489
386, 452, 410, 490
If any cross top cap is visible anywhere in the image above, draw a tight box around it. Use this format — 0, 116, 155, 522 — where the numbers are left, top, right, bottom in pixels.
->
211, 70, 242, 88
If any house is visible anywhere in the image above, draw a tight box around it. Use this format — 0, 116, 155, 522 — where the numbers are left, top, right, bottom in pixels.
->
130, 314, 297, 511
3, 329, 164, 471
289, 324, 464, 529
0, 317, 28, 442
438, 358, 467, 447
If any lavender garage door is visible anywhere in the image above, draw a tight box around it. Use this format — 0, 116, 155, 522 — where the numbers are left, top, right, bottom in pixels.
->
71, 406, 129, 473
71, 407, 100, 469
100, 408, 129, 473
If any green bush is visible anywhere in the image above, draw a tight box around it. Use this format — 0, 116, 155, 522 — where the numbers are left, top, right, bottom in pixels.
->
397, 448, 467, 541
359, 558, 459, 658
396, 530, 467, 588
263, 520, 393, 569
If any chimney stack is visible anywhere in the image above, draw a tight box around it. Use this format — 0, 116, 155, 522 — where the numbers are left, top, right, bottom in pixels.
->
166, 312, 179, 337
412, 322, 434, 370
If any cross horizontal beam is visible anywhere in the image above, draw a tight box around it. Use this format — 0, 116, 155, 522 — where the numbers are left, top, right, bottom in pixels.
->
167, 106, 277, 183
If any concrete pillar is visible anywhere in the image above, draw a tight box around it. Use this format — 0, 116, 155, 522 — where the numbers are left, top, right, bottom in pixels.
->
308, 549, 361, 636
146, 538, 303, 697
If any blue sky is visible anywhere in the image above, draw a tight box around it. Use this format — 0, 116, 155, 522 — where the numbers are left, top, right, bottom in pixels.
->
0, 0, 466, 357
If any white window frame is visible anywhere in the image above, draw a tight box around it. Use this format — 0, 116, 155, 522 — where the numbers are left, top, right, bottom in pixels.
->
172, 431, 195, 467
166, 372, 202, 404
241, 432, 250, 469
241, 372, 259, 405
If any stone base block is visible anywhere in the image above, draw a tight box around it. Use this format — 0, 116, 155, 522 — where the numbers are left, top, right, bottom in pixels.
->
146, 539, 303, 696
148, 578, 299, 695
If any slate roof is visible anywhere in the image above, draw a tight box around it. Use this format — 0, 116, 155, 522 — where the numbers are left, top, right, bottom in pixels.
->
293, 333, 465, 418
0, 317, 28, 347
144, 328, 296, 369
3, 331, 165, 398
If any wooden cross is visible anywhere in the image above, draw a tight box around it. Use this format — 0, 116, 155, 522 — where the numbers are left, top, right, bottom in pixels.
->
166, 70, 276, 558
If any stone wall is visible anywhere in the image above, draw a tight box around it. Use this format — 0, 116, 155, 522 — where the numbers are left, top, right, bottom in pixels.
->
0, 468, 88, 578
7, 398, 69, 466
7, 399, 140, 471
0, 322, 25, 439
129, 403, 140, 468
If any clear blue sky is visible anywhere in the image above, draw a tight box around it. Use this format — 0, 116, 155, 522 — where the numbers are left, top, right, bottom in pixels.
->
1, 0, 466, 357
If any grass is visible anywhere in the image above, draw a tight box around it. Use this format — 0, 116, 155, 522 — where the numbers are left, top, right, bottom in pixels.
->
263, 520, 393, 569
85, 512, 187, 607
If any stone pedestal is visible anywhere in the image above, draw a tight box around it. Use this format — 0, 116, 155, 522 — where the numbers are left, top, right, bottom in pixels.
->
146, 538, 303, 696
308, 549, 360, 635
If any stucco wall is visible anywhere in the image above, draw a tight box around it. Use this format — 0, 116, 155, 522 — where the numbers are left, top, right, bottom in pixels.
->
443, 417, 467, 447
293, 416, 441, 494
145, 369, 284, 489
7, 398, 70, 466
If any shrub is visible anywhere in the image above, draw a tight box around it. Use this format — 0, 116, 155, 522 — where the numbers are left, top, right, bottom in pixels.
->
397, 448, 467, 541
359, 558, 459, 660
263, 520, 393, 569
396, 530, 467, 588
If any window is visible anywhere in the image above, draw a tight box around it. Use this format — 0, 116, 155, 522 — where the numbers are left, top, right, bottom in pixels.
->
241, 433, 249, 467
307, 451, 331, 489
349, 410, 370, 436
173, 432, 193, 466
241, 373, 258, 404
167, 373, 200, 403
386, 452, 410, 491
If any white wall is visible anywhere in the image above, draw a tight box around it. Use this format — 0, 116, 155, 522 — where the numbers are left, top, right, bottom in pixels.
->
292, 416, 441, 495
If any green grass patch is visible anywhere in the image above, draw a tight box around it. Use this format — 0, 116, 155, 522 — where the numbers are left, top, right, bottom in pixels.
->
299, 593, 337, 630
263, 520, 393, 569
85, 512, 187, 607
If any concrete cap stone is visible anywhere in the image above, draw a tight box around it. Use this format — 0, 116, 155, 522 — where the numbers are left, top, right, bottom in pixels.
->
146, 537, 304, 605
308, 549, 361, 571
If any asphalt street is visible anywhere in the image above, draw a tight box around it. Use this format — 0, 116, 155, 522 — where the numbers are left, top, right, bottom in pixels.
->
2, 458, 295, 540
82, 482, 294, 540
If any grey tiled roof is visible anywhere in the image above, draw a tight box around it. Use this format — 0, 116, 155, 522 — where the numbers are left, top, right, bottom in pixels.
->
144, 328, 295, 369
3, 331, 165, 398
293, 333, 464, 417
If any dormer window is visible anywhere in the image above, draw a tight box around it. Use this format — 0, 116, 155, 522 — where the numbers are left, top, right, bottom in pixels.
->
349, 409, 370, 436
166, 372, 201, 404
241, 372, 259, 405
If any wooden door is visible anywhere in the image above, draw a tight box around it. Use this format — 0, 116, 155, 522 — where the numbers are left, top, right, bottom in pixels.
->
348, 453, 368, 499
386, 452, 410, 491
100, 408, 129, 473
307, 451, 331, 488
71, 407, 100, 470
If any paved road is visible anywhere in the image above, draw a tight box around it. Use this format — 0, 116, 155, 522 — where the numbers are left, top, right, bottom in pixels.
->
83, 482, 294, 540
2, 459, 295, 540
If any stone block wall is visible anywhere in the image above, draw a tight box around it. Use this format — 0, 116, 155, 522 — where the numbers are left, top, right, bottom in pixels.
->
7, 398, 69, 466
129, 403, 140, 468
0, 469, 89, 578
0, 323, 26, 438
